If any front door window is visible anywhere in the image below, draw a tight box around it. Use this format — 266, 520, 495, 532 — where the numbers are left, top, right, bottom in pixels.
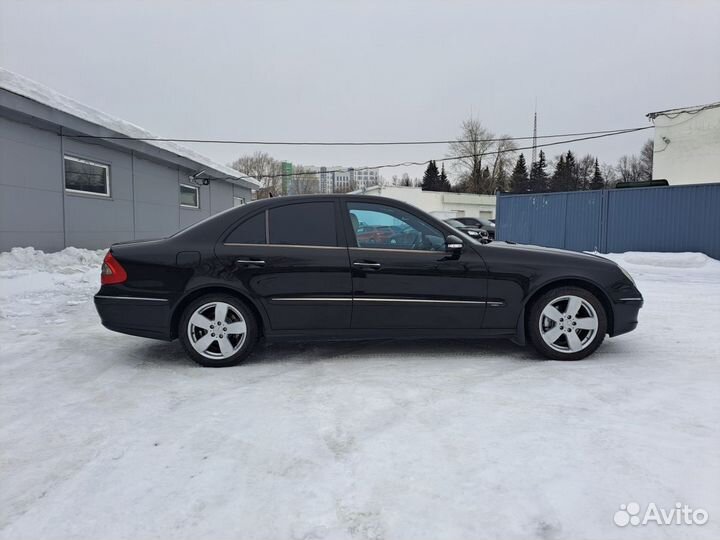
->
347, 202, 445, 251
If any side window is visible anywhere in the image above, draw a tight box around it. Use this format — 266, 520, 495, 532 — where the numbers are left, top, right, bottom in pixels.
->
269, 202, 337, 247
64, 155, 110, 196
347, 203, 445, 251
225, 212, 266, 244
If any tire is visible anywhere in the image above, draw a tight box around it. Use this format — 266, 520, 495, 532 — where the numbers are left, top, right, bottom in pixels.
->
178, 294, 258, 367
528, 286, 607, 361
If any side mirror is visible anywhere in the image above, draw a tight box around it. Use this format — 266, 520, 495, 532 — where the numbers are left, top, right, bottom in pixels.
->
445, 234, 464, 253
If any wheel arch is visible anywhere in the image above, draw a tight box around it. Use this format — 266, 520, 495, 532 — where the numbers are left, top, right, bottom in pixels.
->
170, 286, 267, 339
514, 277, 615, 344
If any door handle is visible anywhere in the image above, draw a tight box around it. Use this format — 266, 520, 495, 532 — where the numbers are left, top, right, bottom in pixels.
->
353, 261, 381, 269
235, 259, 266, 267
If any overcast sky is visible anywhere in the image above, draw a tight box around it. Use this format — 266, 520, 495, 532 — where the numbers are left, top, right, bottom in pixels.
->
1, 0, 719, 180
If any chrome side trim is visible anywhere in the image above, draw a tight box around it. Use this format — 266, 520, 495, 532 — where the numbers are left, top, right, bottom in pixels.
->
354, 298, 488, 305
271, 297, 505, 306
619, 297, 643, 302
95, 295, 168, 302
349, 247, 443, 254
223, 243, 345, 250
272, 297, 353, 302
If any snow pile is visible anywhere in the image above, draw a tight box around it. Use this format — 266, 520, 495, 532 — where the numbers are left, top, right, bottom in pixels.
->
0, 247, 103, 305
606, 251, 719, 269
0, 246, 105, 274
599, 251, 720, 283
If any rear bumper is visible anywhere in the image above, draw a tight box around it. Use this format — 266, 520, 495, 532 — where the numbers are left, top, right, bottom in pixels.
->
610, 298, 643, 337
94, 294, 172, 340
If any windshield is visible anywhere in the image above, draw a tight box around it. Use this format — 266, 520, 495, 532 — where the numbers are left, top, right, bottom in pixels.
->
445, 219, 466, 228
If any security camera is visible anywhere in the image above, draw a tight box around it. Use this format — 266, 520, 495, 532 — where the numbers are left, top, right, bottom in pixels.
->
189, 169, 208, 185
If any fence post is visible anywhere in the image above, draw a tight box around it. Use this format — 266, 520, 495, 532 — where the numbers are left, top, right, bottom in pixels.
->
599, 188, 608, 253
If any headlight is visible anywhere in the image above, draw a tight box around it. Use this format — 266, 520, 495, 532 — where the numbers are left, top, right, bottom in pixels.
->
618, 265, 636, 285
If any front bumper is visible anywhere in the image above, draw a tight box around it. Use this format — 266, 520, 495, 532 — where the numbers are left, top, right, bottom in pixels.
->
94, 294, 172, 340
610, 297, 643, 337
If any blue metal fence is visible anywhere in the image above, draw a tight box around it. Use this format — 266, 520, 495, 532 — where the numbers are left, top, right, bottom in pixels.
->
496, 183, 720, 259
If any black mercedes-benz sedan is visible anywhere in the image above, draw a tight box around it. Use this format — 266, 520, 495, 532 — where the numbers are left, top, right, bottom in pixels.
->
94, 195, 643, 367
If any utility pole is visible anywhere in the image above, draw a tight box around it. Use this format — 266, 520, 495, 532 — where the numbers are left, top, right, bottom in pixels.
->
531, 99, 538, 167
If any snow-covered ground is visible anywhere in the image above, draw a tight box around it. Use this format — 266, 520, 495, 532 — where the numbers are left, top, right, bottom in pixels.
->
1, 247, 718, 540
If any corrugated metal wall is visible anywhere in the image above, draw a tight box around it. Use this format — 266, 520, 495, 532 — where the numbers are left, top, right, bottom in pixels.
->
496, 183, 720, 259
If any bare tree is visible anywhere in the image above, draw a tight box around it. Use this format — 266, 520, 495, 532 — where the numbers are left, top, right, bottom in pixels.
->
489, 136, 517, 192
639, 139, 654, 181
447, 118, 496, 193
230, 151, 283, 197
292, 165, 320, 194
602, 162, 618, 187
615, 155, 643, 183
576, 154, 596, 190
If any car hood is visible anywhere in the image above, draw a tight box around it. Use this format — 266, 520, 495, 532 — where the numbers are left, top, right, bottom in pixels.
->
487, 241, 617, 267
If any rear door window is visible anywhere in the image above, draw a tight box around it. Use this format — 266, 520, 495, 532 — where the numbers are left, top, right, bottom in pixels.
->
225, 212, 266, 244
268, 202, 337, 247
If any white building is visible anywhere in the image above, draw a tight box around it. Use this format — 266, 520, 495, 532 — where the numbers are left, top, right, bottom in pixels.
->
647, 101, 720, 185
318, 166, 380, 193
0, 68, 257, 251
353, 185, 496, 220
354, 168, 380, 190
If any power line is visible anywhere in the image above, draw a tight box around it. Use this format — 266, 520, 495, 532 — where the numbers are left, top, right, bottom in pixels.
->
204, 126, 652, 182
67, 126, 652, 146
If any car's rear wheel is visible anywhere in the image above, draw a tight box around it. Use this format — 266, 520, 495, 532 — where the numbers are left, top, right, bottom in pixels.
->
179, 294, 258, 367
528, 286, 607, 360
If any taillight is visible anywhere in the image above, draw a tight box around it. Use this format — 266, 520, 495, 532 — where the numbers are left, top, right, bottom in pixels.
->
101, 251, 128, 285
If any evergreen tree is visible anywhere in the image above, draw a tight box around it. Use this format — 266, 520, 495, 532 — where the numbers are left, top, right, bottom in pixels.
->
590, 158, 605, 190
438, 163, 451, 192
421, 160, 440, 191
510, 154, 529, 193
528, 150, 548, 193
565, 150, 578, 191
550, 154, 567, 192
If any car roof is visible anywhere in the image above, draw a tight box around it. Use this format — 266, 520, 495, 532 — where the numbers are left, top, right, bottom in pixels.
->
249, 193, 425, 209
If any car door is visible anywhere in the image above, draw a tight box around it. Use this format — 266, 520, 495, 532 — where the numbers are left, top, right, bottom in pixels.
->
343, 200, 488, 329
214, 200, 352, 331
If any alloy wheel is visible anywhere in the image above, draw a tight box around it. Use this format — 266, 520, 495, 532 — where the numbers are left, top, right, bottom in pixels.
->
538, 294, 599, 353
187, 301, 247, 359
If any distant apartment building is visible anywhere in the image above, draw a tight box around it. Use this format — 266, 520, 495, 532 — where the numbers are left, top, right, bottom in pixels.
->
318, 166, 379, 193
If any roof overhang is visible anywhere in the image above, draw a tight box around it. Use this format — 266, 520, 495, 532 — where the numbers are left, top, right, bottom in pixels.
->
0, 68, 259, 189
646, 101, 720, 120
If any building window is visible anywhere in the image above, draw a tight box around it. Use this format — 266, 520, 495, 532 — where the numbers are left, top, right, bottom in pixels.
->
233, 196, 246, 207
64, 155, 110, 196
180, 184, 199, 208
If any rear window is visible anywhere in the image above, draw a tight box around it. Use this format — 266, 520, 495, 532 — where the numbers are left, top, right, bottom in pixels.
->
225, 212, 266, 244
269, 202, 337, 247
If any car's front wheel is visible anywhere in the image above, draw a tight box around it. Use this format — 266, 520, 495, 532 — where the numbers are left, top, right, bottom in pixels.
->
528, 286, 607, 360
179, 294, 258, 367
